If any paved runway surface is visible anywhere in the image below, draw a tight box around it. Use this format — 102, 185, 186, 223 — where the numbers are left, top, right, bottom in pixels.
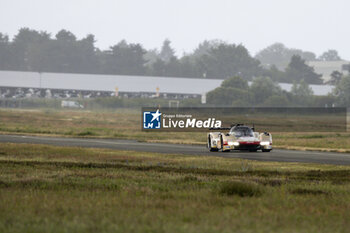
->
0, 134, 350, 165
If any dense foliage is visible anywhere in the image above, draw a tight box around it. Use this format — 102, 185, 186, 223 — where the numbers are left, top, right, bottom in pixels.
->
0, 29, 262, 80
0, 28, 340, 85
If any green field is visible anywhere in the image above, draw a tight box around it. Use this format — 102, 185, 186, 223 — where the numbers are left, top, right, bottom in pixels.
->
0, 108, 349, 151
1, 143, 350, 232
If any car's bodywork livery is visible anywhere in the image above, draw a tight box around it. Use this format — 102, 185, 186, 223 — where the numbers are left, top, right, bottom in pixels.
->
207, 124, 272, 152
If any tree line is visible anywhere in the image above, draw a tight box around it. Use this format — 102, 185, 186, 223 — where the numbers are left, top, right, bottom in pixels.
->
207, 75, 350, 107
0, 28, 344, 84
255, 43, 343, 70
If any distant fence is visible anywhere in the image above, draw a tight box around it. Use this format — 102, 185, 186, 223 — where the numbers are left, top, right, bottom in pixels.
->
0, 97, 202, 110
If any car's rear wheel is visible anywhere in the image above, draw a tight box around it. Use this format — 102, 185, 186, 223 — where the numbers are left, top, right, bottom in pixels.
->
249, 149, 258, 152
262, 149, 271, 152
208, 136, 218, 152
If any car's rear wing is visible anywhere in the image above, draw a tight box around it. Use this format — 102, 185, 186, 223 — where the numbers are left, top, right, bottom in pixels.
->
209, 127, 231, 131
209, 123, 256, 131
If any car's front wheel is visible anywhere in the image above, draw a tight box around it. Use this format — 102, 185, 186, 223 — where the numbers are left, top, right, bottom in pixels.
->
262, 149, 271, 152
220, 135, 230, 152
207, 136, 218, 152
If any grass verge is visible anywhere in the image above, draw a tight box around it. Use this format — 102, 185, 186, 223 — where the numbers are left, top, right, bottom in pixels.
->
1, 142, 350, 232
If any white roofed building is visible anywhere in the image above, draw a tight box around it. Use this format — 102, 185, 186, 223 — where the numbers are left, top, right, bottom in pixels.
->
0, 70, 335, 97
307, 61, 350, 83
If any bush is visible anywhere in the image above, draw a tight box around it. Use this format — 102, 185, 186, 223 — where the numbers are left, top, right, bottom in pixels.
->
77, 130, 97, 136
290, 188, 328, 195
207, 87, 251, 106
250, 76, 282, 104
221, 76, 249, 90
262, 95, 290, 107
219, 181, 263, 197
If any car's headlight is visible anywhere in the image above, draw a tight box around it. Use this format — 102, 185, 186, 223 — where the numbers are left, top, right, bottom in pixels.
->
228, 142, 240, 146
260, 141, 270, 146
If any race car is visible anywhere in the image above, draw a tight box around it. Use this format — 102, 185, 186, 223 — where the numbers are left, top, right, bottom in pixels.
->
207, 124, 272, 152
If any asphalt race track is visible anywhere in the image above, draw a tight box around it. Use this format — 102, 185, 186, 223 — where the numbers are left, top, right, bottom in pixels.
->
0, 134, 350, 165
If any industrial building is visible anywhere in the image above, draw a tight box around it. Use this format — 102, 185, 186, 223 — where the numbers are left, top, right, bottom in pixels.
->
0, 70, 334, 99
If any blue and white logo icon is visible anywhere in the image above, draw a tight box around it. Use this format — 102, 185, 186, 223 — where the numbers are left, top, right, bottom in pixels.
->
143, 109, 162, 129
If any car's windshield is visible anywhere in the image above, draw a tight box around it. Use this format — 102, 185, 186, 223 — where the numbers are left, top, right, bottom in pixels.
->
230, 127, 253, 137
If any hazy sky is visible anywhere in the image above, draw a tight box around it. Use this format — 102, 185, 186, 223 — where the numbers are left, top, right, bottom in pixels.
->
1, 0, 349, 59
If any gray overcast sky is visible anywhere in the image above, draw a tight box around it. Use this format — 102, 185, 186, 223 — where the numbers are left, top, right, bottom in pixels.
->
1, 0, 349, 59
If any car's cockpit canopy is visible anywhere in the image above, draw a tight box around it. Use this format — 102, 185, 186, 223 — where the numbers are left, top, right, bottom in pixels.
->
229, 126, 254, 137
